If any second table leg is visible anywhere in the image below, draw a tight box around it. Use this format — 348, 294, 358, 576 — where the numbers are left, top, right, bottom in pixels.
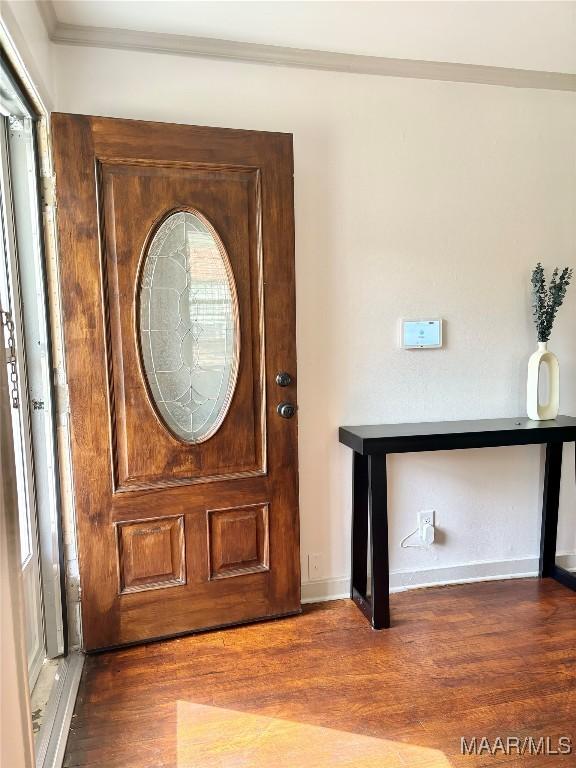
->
368, 453, 390, 629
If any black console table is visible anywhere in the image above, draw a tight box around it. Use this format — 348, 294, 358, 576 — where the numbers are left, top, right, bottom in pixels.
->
339, 416, 576, 629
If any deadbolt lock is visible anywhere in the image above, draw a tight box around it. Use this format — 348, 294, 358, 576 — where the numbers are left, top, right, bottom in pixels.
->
275, 371, 292, 387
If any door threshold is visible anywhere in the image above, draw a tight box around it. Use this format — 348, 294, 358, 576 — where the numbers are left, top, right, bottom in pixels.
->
34, 651, 84, 768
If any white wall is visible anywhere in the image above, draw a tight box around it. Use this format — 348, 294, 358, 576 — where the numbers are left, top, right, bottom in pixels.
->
52, 44, 576, 596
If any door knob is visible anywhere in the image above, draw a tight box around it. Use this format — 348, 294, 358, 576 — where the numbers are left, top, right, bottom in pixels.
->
275, 371, 292, 387
277, 402, 296, 419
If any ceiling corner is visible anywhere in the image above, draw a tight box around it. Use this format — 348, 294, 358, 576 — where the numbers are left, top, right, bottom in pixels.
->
36, 0, 58, 39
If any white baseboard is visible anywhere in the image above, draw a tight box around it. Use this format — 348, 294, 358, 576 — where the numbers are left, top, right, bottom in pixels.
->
301, 576, 351, 603
557, 552, 576, 572
300, 554, 576, 604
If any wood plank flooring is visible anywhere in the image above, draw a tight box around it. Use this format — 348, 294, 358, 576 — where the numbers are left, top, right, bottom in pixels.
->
63, 579, 576, 767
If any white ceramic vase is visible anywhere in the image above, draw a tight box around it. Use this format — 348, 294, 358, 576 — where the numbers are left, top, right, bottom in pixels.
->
527, 341, 559, 421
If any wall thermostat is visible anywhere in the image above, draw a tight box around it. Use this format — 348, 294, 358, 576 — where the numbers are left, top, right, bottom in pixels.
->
401, 319, 443, 349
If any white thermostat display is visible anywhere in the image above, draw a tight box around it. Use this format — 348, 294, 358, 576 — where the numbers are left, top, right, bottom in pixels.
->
402, 319, 443, 349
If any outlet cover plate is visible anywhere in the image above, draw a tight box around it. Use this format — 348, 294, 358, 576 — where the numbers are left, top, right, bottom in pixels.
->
418, 510, 435, 539
308, 553, 323, 582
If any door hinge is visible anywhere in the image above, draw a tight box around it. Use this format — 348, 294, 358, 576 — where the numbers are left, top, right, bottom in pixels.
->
55, 381, 70, 416
1, 309, 19, 409
41, 174, 57, 209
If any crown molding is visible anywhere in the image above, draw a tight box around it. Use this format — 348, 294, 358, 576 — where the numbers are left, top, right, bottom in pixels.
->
38, 1, 576, 92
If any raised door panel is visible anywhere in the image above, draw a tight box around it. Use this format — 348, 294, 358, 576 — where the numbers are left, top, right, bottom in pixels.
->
116, 516, 185, 593
208, 503, 269, 579
99, 160, 265, 491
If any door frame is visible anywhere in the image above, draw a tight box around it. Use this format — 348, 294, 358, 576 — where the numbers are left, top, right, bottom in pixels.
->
0, 18, 88, 768
1, 103, 45, 688
0, 57, 67, 666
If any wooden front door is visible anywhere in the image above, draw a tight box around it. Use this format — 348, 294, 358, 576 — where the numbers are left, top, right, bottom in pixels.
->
51, 114, 300, 651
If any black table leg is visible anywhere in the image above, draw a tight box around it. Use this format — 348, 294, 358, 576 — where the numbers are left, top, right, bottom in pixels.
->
540, 441, 576, 591
540, 442, 563, 577
351, 451, 391, 628
368, 453, 390, 629
351, 451, 368, 601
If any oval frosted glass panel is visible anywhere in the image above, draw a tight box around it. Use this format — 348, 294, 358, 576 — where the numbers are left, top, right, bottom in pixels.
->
138, 211, 239, 443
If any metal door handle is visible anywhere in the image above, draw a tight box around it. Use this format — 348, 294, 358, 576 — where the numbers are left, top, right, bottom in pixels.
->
276, 371, 292, 387
277, 402, 296, 419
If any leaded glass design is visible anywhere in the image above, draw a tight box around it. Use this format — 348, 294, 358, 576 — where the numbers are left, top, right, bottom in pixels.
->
138, 210, 239, 443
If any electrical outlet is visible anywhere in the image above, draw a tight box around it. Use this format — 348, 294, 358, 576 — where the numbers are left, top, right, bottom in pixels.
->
418, 510, 435, 541
308, 553, 323, 581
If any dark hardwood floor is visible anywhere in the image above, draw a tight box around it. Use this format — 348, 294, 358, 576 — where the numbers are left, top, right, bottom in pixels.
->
63, 579, 576, 767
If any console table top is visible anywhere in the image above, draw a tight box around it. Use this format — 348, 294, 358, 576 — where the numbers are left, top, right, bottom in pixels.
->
339, 415, 576, 455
